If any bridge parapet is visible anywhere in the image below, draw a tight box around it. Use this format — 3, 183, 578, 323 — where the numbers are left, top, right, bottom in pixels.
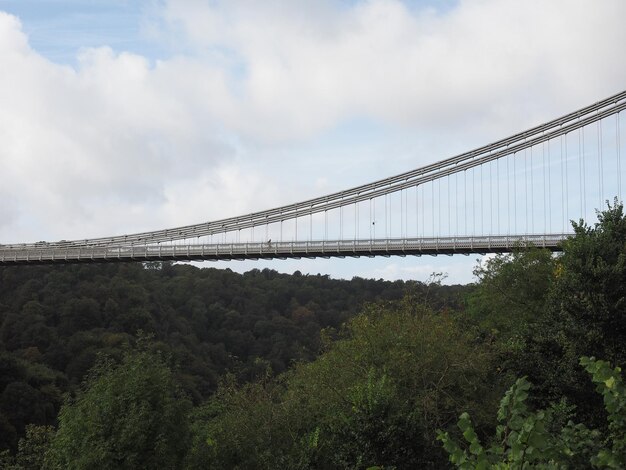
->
0, 234, 571, 265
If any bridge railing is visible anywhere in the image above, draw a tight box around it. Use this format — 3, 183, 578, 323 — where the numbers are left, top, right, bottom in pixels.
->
0, 234, 571, 264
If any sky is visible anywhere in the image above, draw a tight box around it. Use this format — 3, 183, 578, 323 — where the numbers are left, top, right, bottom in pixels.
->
0, 0, 624, 284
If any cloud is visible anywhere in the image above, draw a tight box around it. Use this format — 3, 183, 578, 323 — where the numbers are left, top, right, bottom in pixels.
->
154, 0, 626, 141
0, 12, 238, 241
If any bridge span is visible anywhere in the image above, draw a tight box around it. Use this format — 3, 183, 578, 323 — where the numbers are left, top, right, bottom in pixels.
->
0, 234, 569, 265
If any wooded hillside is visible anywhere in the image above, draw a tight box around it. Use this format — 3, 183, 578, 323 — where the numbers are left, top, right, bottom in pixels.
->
0, 261, 467, 456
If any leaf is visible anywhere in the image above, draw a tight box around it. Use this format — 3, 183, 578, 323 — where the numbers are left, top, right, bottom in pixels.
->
527, 431, 548, 451
469, 441, 483, 456
605, 376, 616, 389
509, 415, 524, 432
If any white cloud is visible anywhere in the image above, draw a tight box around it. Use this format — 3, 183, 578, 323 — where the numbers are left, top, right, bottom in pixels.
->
154, 0, 626, 141
0, 12, 239, 241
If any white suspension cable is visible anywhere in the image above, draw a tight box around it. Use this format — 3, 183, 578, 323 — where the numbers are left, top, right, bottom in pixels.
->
617, 112, 622, 201
530, 146, 534, 234
599, 119, 604, 208
580, 126, 587, 219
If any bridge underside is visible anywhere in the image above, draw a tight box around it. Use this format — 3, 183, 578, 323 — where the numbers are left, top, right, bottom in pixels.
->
0, 234, 569, 265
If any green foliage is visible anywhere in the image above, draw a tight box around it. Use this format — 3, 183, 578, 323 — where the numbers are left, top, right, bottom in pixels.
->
467, 201, 626, 426
551, 200, 626, 365
580, 356, 626, 467
439, 357, 626, 469
0, 424, 56, 470
16, 425, 55, 470
522, 201, 626, 421
464, 248, 559, 414
0, 263, 444, 448
468, 248, 555, 338
438, 377, 566, 469
0, 352, 62, 452
190, 378, 292, 469
195, 296, 498, 469
47, 345, 192, 470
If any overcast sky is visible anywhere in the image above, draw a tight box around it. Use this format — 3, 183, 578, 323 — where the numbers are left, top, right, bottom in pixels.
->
0, 0, 624, 284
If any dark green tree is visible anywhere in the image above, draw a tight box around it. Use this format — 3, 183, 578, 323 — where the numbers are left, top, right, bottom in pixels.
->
467, 248, 555, 339
550, 200, 626, 365
0, 424, 55, 470
196, 296, 499, 469
439, 357, 626, 469
48, 345, 192, 470
520, 201, 626, 421
466, 202, 626, 424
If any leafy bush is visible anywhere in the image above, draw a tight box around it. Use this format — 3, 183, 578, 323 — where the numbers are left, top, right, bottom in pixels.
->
438, 357, 626, 469
47, 344, 192, 470
195, 296, 499, 469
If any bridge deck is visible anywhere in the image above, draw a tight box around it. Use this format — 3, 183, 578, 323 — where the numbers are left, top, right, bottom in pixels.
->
0, 234, 570, 265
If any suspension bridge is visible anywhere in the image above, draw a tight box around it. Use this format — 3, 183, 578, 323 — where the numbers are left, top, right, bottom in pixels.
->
1, 91, 625, 265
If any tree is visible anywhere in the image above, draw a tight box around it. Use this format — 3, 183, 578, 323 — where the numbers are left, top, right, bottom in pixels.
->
0, 424, 55, 470
438, 357, 626, 469
196, 296, 499, 469
467, 248, 555, 339
519, 201, 626, 421
550, 200, 626, 366
48, 345, 191, 470
468, 202, 626, 424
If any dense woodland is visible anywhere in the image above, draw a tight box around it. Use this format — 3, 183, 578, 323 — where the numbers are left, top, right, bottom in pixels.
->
0, 202, 625, 468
